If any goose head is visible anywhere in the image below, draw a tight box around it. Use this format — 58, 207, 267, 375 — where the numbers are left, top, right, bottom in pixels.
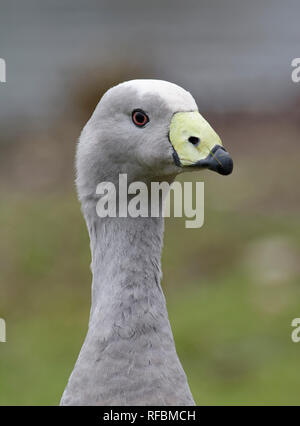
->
76, 79, 233, 202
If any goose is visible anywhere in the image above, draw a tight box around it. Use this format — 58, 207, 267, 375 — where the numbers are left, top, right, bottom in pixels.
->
60, 79, 233, 406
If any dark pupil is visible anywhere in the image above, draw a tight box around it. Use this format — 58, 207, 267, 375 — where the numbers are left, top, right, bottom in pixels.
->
135, 113, 145, 123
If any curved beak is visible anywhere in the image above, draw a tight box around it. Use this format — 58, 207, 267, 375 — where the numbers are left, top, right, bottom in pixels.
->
169, 111, 233, 175
193, 145, 233, 175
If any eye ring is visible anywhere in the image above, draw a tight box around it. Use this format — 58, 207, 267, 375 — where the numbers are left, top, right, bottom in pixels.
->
132, 109, 149, 127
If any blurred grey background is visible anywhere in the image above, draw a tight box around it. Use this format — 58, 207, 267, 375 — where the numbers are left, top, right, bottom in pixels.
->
0, 0, 299, 125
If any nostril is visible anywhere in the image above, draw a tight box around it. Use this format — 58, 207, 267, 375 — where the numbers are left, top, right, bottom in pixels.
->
188, 136, 200, 146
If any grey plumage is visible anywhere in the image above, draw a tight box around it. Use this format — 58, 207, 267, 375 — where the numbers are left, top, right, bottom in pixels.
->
60, 80, 199, 406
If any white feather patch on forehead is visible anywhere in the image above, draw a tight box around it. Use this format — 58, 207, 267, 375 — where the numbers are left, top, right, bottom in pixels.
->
119, 79, 198, 112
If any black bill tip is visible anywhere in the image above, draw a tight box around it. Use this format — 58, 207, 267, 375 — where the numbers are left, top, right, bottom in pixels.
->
193, 145, 233, 175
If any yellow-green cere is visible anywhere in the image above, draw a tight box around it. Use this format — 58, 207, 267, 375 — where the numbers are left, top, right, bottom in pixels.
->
169, 111, 222, 166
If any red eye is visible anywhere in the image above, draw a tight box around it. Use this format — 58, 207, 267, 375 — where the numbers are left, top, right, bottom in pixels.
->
132, 110, 149, 127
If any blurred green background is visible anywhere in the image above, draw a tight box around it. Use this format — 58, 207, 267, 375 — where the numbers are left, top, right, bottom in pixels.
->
1, 0, 300, 406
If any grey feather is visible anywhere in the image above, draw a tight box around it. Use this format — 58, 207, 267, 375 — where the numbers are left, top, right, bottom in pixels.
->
60, 80, 196, 406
